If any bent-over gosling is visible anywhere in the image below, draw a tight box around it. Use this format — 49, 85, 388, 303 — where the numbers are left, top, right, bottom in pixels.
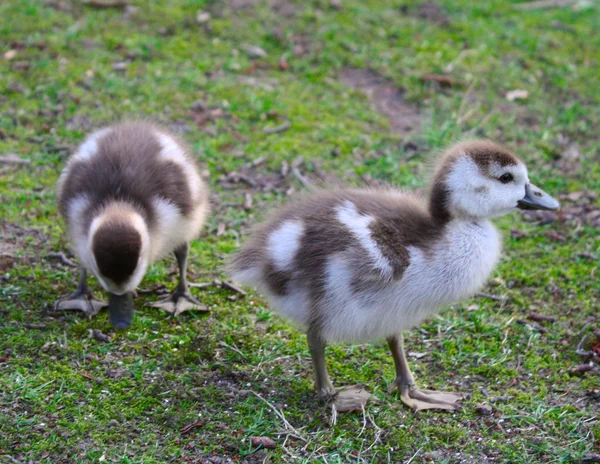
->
56, 121, 210, 328
228, 140, 559, 411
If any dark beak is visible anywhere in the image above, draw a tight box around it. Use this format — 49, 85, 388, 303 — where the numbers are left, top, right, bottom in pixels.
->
517, 182, 560, 211
108, 292, 134, 329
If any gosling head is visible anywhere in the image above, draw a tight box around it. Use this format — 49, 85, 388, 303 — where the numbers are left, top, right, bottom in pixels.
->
430, 140, 560, 222
87, 203, 151, 328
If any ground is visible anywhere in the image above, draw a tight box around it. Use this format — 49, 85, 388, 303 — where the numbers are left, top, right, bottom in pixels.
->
1, 0, 599, 463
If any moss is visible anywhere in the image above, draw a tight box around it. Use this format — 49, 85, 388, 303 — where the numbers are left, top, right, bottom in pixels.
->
1, 0, 599, 462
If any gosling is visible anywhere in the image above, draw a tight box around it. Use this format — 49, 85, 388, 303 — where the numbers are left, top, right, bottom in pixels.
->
228, 140, 559, 411
56, 121, 210, 328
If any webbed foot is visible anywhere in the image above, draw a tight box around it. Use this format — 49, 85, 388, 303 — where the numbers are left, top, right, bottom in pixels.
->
55, 289, 107, 317
389, 380, 463, 411
151, 290, 208, 317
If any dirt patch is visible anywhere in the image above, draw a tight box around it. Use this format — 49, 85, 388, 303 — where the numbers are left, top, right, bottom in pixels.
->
339, 68, 421, 136
414, 1, 450, 26
0, 220, 47, 271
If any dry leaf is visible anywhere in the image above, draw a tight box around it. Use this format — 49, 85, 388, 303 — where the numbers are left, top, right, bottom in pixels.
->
334, 386, 371, 412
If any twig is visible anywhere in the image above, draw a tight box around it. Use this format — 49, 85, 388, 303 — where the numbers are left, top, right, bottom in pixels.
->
527, 313, 556, 323
292, 167, 314, 191
83, 0, 128, 7
476, 292, 508, 302
569, 364, 595, 376
218, 341, 247, 359
421, 74, 464, 87
363, 412, 383, 454
47, 252, 76, 267
513, 0, 576, 10
516, 319, 548, 333
188, 281, 218, 289
263, 121, 291, 134
221, 280, 247, 296
249, 391, 307, 442
0, 154, 31, 165
180, 419, 205, 434
405, 447, 423, 464
330, 403, 337, 426
575, 334, 595, 357
243, 192, 253, 211
356, 405, 367, 438
250, 156, 267, 167
25, 323, 47, 329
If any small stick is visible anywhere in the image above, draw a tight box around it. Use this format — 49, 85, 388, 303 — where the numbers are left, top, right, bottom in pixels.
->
513, 0, 576, 10
188, 281, 217, 289
263, 121, 291, 134
575, 334, 595, 357
180, 419, 205, 434
83, 0, 128, 8
516, 319, 548, 333
421, 74, 464, 87
0, 154, 31, 165
249, 391, 307, 442
527, 313, 556, 323
47, 252, 77, 267
251, 156, 267, 167
476, 292, 507, 302
221, 280, 246, 296
25, 323, 47, 329
292, 167, 314, 191
243, 193, 253, 210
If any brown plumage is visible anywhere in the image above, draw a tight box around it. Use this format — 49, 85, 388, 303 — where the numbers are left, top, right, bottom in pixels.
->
228, 139, 558, 411
56, 121, 210, 328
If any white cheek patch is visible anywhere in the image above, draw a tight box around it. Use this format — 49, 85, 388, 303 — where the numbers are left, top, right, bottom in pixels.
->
336, 200, 393, 277
71, 128, 111, 163
157, 133, 203, 202
268, 220, 305, 271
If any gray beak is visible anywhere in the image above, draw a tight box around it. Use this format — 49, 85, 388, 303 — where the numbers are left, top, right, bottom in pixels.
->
108, 292, 134, 329
517, 182, 560, 211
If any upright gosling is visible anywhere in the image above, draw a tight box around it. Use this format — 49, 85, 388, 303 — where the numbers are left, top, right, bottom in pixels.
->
228, 140, 559, 411
56, 122, 209, 328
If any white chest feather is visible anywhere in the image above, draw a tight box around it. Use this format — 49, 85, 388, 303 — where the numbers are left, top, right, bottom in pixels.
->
321, 220, 501, 342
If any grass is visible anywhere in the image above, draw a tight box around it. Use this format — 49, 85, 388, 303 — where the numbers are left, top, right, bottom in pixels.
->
1, 0, 599, 462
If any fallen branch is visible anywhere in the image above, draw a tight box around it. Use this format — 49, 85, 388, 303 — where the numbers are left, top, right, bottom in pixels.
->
263, 121, 291, 134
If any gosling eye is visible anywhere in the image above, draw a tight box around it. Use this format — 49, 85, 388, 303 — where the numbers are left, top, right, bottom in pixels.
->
498, 173, 514, 184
